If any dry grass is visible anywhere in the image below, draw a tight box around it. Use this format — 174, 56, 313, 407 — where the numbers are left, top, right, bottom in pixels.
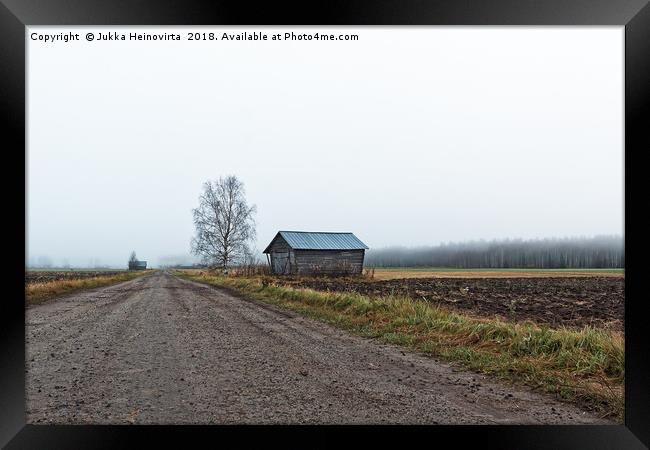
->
26, 270, 152, 305
371, 268, 624, 280
229, 264, 271, 277
175, 269, 624, 421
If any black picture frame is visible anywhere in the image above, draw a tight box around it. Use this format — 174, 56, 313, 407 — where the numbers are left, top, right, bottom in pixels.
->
2, 1, 648, 448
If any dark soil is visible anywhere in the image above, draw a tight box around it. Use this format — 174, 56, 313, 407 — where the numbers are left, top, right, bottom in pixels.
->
26, 271, 126, 285
276, 277, 624, 330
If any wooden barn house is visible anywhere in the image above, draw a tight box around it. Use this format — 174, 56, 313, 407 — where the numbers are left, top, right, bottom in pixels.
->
263, 231, 369, 275
128, 260, 147, 270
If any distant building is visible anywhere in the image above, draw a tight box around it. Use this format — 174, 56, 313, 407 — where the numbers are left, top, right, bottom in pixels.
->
128, 260, 147, 270
263, 231, 368, 275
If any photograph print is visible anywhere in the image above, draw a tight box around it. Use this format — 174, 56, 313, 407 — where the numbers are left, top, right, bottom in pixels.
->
25, 26, 624, 425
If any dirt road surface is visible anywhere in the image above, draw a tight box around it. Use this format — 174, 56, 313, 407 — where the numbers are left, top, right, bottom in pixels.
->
26, 271, 610, 424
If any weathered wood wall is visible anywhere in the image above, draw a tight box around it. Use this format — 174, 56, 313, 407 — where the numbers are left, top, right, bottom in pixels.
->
268, 236, 296, 275
294, 250, 365, 275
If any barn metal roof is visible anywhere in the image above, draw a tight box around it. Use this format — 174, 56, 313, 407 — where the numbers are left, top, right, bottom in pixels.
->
263, 231, 369, 253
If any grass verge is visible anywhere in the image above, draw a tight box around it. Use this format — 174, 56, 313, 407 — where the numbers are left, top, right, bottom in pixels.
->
26, 270, 153, 305
175, 269, 624, 421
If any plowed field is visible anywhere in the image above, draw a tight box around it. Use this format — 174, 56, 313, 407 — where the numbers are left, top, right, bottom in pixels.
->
277, 277, 624, 330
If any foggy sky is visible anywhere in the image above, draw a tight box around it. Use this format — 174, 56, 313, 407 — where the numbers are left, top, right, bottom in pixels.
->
27, 27, 624, 268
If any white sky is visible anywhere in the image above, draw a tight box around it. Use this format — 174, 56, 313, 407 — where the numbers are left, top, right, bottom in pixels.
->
27, 27, 624, 268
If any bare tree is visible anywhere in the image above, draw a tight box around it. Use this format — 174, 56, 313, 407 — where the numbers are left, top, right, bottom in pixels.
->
128, 251, 138, 270
190, 175, 256, 269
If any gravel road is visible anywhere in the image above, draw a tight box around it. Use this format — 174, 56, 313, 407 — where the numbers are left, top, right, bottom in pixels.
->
26, 271, 610, 424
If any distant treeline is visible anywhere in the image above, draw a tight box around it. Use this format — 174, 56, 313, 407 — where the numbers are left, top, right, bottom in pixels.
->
365, 236, 624, 269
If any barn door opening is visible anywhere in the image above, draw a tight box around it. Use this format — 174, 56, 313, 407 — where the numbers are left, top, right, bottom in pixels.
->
272, 252, 290, 274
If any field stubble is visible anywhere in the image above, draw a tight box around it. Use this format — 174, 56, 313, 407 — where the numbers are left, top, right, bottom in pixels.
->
25, 270, 152, 305
279, 275, 624, 331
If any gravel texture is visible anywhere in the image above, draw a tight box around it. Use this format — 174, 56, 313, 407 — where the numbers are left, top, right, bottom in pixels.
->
26, 271, 611, 424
